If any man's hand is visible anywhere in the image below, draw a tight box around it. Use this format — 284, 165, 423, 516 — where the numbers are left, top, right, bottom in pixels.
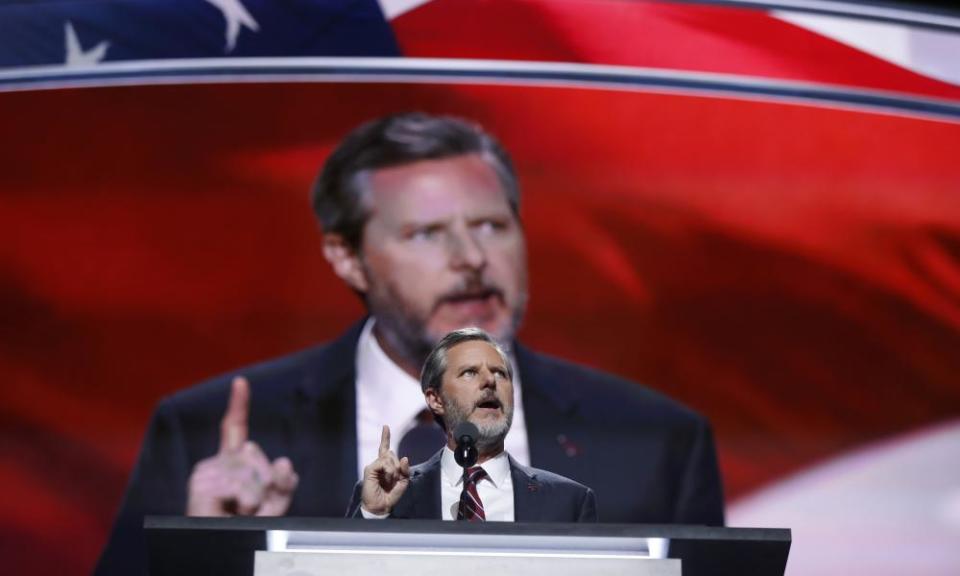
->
360, 425, 411, 516
186, 376, 299, 516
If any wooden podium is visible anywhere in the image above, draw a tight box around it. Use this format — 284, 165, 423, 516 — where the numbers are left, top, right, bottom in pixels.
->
146, 517, 790, 576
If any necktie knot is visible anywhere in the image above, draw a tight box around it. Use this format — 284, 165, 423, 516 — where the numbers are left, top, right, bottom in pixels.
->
465, 466, 487, 485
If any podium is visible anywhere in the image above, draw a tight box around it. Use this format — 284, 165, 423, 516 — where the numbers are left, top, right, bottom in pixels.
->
146, 516, 790, 576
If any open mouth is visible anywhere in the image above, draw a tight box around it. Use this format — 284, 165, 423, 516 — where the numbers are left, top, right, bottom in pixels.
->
474, 398, 502, 411
436, 288, 505, 324
442, 288, 501, 305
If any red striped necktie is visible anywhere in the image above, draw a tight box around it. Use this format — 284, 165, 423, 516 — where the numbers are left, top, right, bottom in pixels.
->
457, 466, 487, 521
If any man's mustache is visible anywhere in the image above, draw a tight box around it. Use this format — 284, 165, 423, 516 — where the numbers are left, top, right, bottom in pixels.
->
434, 279, 505, 307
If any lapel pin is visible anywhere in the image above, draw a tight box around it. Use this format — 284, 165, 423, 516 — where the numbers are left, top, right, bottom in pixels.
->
557, 434, 580, 457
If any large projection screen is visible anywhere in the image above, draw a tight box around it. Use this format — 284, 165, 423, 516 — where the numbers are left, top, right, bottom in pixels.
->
1, 1, 958, 575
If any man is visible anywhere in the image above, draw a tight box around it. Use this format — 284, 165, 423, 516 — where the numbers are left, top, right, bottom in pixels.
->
96, 112, 723, 574
350, 328, 596, 522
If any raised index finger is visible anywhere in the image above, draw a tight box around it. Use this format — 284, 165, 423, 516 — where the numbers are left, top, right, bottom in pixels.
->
220, 376, 250, 453
378, 425, 391, 458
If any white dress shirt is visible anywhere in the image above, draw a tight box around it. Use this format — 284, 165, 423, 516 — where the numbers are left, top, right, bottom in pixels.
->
354, 319, 530, 480
361, 447, 515, 521
440, 447, 514, 521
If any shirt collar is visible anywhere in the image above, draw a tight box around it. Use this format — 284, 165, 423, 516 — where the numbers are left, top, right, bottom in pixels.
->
355, 318, 428, 462
357, 318, 421, 390
440, 446, 511, 489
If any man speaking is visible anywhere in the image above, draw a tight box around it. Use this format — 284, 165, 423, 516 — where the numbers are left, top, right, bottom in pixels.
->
350, 328, 596, 522
97, 112, 722, 574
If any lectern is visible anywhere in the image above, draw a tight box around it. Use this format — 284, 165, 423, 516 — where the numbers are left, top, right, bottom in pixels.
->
146, 517, 790, 576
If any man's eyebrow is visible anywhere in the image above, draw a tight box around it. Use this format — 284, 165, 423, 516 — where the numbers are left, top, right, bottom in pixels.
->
466, 210, 513, 222
399, 219, 448, 232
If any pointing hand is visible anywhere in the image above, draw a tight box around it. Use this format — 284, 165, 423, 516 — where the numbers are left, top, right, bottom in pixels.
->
360, 425, 411, 516
186, 376, 299, 516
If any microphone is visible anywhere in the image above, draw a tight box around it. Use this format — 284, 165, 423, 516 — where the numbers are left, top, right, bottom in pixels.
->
453, 422, 479, 468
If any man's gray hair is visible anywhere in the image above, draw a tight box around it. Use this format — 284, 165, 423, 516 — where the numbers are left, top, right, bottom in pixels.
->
420, 327, 513, 395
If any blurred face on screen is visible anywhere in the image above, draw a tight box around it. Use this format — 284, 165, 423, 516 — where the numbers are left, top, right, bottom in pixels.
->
334, 154, 528, 369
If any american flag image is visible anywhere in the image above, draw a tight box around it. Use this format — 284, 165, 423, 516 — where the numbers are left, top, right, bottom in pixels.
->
1, 1, 959, 575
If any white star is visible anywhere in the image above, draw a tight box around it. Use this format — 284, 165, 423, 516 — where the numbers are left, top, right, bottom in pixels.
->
64, 21, 109, 67
377, 0, 432, 20
205, 0, 260, 53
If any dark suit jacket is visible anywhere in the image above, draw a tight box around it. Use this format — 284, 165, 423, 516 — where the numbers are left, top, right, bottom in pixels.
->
96, 320, 723, 575
345, 450, 597, 522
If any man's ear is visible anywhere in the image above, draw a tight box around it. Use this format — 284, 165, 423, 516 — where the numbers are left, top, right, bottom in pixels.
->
322, 233, 369, 293
424, 388, 445, 419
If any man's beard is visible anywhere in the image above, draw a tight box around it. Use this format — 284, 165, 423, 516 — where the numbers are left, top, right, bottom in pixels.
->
364, 268, 526, 370
441, 390, 514, 452
366, 285, 437, 371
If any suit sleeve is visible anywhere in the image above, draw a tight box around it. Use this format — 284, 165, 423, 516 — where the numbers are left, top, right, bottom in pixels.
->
345, 481, 394, 519
577, 487, 598, 522
345, 481, 363, 518
673, 418, 725, 526
94, 399, 193, 576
